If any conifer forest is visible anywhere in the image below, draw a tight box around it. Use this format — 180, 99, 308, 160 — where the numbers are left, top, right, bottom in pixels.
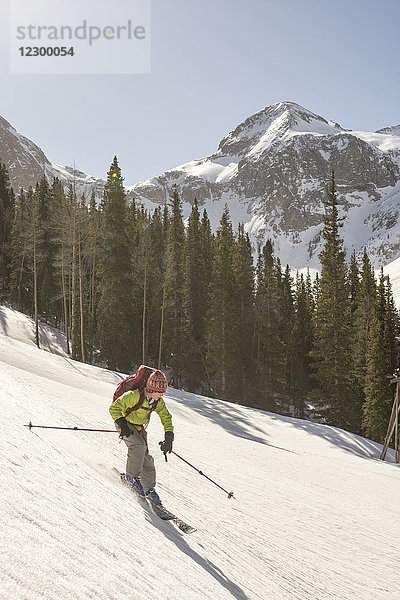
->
0, 157, 398, 444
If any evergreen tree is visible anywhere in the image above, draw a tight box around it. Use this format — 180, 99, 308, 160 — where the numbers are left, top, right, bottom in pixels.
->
35, 177, 57, 322
362, 313, 393, 442
351, 248, 377, 432
51, 180, 72, 354
253, 241, 284, 411
24, 185, 44, 347
133, 207, 152, 365
183, 199, 210, 391
0, 162, 15, 299
86, 191, 101, 362
231, 223, 256, 404
379, 270, 399, 376
312, 171, 356, 430
10, 188, 31, 311
291, 272, 314, 417
348, 250, 360, 316
146, 206, 168, 365
163, 187, 186, 386
96, 157, 134, 371
207, 206, 238, 400
277, 263, 295, 414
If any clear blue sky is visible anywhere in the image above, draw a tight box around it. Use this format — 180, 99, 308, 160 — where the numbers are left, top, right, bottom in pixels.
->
1, 0, 399, 184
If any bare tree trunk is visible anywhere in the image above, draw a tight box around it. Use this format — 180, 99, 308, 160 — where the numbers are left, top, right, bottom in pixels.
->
78, 238, 85, 363
221, 320, 226, 397
142, 259, 147, 364
33, 233, 40, 349
61, 243, 70, 355
17, 251, 26, 312
71, 212, 76, 358
158, 283, 166, 369
89, 245, 96, 359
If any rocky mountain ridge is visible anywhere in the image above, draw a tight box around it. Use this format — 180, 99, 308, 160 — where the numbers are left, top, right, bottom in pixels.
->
128, 102, 400, 268
0, 115, 104, 198
1, 102, 400, 269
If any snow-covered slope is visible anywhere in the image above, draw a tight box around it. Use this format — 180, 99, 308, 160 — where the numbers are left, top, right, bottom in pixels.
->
0, 305, 68, 355
1, 308, 399, 600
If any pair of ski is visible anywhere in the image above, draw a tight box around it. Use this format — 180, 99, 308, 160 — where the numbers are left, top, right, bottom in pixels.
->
114, 469, 196, 534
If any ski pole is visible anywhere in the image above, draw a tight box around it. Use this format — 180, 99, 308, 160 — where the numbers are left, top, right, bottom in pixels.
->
171, 450, 235, 499
24, 422, 119, 433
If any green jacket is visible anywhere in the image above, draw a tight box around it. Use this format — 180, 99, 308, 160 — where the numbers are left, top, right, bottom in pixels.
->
109, 389, 173, 433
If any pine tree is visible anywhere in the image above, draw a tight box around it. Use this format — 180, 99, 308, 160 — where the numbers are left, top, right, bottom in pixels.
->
348, 250, 360, 316
24, 185, 44, 347
146, 206, 168, 365
183, 199, 210, 391
35, 176, 57, 323
0, 162, 15, 299
362, 313, 393, 442
351, 248, 377, 432
207, 205, 238, 400
312, 171, 356, 430
253, 241, 284, 411
379, 270, 399, 376
291, 272, 315, 417
277, 263, 296, 414
362, 268, 399, 442
231, 223, 256, 404
10, 188, 31, 311
86, 190, 100, 362
163, 187, 186, 386
51, 180, 72, 354
96, 157, 134, 371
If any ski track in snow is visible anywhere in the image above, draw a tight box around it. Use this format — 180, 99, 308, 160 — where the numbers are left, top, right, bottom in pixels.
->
1, 310, 400, 600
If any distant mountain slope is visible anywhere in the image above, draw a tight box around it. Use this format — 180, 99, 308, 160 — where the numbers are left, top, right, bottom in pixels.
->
128, 102, 400, 268
0, 115, 105, 197
1, 102, 400, 268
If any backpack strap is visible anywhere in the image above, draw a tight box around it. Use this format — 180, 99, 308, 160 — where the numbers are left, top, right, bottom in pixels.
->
124, 388, 146, 418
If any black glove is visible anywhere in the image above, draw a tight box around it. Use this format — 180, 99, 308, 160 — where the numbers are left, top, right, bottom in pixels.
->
159, 430, 174, 454
115, 417, 132, 439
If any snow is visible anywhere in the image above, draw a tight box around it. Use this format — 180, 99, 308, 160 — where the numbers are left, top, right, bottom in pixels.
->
1, 307, 399, 600
172, 159, 239, 185
348, 131, 400, 152
0, 305, 68, 356
383, 254, 400, 306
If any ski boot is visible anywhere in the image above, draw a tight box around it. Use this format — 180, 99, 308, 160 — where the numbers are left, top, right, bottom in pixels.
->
124, 474, 145, 498
144, 488, 162, 506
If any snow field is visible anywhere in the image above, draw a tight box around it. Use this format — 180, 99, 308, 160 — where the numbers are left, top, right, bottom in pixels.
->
0, 309, 400, 600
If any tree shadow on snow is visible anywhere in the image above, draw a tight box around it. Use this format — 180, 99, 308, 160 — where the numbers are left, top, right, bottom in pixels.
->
144, 509, 250, 600
0, 307, 9, 336
267, 413, 397, 463
169, 389, 296, 453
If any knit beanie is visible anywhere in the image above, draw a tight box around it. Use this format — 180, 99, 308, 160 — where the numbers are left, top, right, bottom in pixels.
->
146, 370, 168, 394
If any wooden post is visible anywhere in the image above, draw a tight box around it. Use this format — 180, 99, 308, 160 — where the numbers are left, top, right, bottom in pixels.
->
380, 378, 400, 462
395, 387, 399, 463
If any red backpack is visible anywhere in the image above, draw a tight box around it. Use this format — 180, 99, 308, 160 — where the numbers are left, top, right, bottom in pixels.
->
113, 365, 156, 418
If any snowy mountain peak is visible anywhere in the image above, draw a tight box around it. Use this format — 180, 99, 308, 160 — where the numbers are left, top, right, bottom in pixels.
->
129, 102, 400, 271
217, 101, 343, 157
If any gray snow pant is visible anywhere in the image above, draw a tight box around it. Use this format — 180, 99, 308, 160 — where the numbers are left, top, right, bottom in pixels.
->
123, 426, 156, 490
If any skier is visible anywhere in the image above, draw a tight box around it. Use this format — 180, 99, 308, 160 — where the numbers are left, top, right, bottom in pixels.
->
109, 369, 174, 505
